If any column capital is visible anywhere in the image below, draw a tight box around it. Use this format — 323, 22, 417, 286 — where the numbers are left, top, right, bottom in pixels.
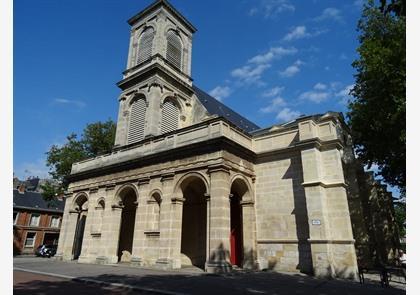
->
138, 177, 151, 186
105, 183, 116, 191
161, 172, 175, 182
207, 163, 231, 174
89, 187, 99, 194
171, 197, 185, 204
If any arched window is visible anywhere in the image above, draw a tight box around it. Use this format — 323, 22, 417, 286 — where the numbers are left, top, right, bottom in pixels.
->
137, 27, 154, 65
147, 193, 161, 231
166, 30, 182, 70
161, 100, 179, 134
127, 97, 147, 144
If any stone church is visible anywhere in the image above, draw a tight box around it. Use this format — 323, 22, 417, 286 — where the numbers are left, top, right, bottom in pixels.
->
56, 0, 400, 279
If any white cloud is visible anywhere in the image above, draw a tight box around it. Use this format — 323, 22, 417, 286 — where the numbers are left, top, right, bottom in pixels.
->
354, 0, 364, 8
298, 82, 330, 103
14, 158, 50, 180
315, 7, 344, 23
314, 83, 327, 90
276, 108, 301, 122
282, 26, 327, 42
231, 64, 271, 84
283, 26, 309, 41
279, 60, 304, 78
335, 84, 354, 105
209, 86, 232, 101
248, 47, 297, 64
53, 98, 86, 108
262, 86, 284, 97
298, 81, 351, 104
260, 97, 287, 113
299, 91, 329, 103
249, 0, 295, 19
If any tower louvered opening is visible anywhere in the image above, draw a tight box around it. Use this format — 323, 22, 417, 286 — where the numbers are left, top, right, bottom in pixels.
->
137, 27, 154, 65
166, 30, 182, 70
127, 98, 147, 144
161, 100, 179, 134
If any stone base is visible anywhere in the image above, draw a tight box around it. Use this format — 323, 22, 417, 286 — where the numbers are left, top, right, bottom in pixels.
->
95, 256, 108, 265
155, 258, 175, 270
130, 256, 143, 266
77, 255, 94, 264
53, 254, 63, 261
205, 261, 232, 273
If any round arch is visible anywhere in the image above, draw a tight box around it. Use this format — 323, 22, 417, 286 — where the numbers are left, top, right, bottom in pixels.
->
113, 183, 139, 206
174, 172, 210, 197
230, 174, 254, 202
72, 192, 89, 211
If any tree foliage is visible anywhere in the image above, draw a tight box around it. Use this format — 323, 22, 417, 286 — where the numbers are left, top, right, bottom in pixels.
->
41, 119, 116, 201
349, 0, 405, 193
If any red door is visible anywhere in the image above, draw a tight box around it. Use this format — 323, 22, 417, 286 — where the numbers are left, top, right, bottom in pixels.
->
230, 195, 243, 266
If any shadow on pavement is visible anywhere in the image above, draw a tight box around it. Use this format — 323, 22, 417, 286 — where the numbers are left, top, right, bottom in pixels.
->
14, 271, 405, 295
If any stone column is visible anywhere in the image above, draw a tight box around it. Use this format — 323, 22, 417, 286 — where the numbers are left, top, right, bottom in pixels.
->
156, 173, 177, 268
131, 177, 150, 266
55, 194, 77, 261
241, 200, 257, 270
301, 147, 333, 278
114, 96, 128, 147
206, 164, 232, 273
145, 85, 162, 137
99, 184, 122, 264
167, 195, 185, 269
78, 188, 98, 264
301, 147, 358, 279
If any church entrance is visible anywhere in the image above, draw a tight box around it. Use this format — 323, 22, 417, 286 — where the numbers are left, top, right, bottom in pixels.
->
72, 194, 88, 260
117, 187, 137, 262
180, 176, 207, 269
230, 193, 243, 266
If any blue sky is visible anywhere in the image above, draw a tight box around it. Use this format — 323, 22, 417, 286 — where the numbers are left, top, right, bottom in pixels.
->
14, 0, 368, 181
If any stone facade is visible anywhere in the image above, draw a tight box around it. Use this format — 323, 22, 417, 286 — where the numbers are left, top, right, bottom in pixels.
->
55, 0, 399, 280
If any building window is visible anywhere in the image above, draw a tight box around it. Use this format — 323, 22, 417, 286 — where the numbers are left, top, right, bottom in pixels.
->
29, 214, 40, 227
147, 193, 161, 231
13, 211, 19, 225
161, 100, 179, 134
127, 97, 147, 144
50, 216, 60, 228
166, 30, 182, 70
137, 27, 154, 65
24, 232, 36, 247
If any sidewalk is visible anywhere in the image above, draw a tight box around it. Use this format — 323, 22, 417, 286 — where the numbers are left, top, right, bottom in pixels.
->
13, 257, 405, 295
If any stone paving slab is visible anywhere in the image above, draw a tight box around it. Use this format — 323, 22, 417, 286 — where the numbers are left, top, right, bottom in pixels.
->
13, 257, 405, 295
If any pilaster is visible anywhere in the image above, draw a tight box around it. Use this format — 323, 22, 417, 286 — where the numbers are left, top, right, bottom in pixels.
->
206, 164, 232, 273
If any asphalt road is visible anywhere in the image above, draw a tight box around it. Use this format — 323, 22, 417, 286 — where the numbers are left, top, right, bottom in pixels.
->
14, 270, 144, 295
13, 256, 406, 295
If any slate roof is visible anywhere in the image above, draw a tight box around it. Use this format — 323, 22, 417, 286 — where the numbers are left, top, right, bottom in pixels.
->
13, 189, 65, 213
193, 85, 260, 134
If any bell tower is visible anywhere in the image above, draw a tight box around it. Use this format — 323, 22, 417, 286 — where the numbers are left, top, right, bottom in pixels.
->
114, 0, 197, 148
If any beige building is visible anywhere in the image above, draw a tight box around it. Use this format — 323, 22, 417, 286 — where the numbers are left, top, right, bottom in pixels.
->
55, 0, 398, 279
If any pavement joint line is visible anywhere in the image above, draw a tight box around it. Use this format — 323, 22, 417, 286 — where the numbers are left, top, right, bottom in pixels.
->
14, 267, 187, 295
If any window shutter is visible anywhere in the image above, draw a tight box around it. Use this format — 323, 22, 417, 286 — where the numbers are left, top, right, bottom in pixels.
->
166, 31, 182, 70
137, 28, 154, 65
127, 98, 147, 144
161, 101, 179, 134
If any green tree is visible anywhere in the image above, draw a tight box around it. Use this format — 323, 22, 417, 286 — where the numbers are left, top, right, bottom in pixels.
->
41, 119, 116, 201
349, 0, 405, 193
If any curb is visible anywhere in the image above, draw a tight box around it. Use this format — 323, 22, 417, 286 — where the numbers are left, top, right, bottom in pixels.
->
14, 267, 186, 295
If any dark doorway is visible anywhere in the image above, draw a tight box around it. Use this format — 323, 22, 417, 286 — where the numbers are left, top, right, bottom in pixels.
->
72, 213, 86, 260
180, 177, 207, 269
117, 190, 137, 262
71, 195, 88, 260
230, 194, 243, 266
43, 232, 60, 245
